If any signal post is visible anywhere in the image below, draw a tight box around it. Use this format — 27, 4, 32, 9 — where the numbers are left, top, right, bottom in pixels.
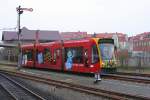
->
16, 5, 33, 69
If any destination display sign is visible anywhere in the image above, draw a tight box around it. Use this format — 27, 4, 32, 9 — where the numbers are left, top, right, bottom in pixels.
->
98, 38, 114, 44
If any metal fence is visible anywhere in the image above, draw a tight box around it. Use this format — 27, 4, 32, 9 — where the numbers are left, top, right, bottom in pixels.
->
117, 51, 150, 67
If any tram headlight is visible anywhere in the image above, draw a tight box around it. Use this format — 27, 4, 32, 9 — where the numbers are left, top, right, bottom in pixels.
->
90, 65, 94, 68
101, 62, 105, 67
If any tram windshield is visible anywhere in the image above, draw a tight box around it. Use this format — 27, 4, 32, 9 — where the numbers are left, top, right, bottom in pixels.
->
99, 43, 114, 60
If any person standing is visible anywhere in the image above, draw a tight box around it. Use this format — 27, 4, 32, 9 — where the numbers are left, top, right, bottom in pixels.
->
94, 72, 101, 83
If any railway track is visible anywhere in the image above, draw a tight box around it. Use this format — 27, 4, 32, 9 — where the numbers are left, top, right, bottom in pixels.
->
0, 63, 150, 84
0, 63, 17, 67
0, 70, 150, 100
0, 84, 15, 100
115, 72, 150, 77
0, 73, 45, 100
102, 73, 150, 84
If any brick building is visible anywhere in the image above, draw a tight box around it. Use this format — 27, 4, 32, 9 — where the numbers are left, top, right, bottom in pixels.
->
128, 32, 150, 67
61, 31, 87, 40
92, 32, 128, 50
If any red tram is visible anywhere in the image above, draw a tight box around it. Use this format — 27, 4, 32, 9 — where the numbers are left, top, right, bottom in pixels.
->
21, 38, 116, 75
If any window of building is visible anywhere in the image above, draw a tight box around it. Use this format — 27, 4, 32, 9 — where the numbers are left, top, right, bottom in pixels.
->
135, 42, 138, 47
144, 42, 146, 46
143, 41, 145, 46
133, 42, 136, 47
137, 42, 139, 47
140, 42, 142, 46
138, 42, 140, 46
146, 42, 148, 46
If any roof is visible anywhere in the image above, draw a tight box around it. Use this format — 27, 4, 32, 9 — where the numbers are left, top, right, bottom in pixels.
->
0, 43, 17, 48
129, 32, 150, 41
61, 31, 87, 40
2, 27, 61, 41
94, 32, 127, 42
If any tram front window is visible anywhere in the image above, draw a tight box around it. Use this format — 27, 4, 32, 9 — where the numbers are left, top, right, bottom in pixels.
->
99, 43, 114, 60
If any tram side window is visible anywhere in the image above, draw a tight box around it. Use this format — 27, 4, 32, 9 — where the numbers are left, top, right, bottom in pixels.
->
25, 50, 33, 61
92, 45, 99, 64
56, 49, 60, 58
43, 48, 51, 63
36, 50, 44, 64
65, 47, 83, 64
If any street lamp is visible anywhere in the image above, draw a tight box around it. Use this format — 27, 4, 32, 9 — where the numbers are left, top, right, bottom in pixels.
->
16, 5, 33, 69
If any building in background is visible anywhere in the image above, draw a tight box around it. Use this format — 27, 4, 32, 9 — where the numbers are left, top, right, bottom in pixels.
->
2, 27, 61, 44
1, 27, 61, 61
128, 32, 150, 67
87, 32, 128, 51
61, 31, 87, 40
1, 27, 150, 67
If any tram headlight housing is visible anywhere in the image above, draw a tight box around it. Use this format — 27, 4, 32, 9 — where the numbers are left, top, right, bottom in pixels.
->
101, 62, 105, 67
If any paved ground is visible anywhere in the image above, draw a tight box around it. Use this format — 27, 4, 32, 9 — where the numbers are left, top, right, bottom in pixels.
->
0, 65, 150, 99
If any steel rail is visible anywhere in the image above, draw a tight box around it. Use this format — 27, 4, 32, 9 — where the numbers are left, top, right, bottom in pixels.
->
102, 74, 150, 84
115, 72, 150, 77
0, 84, 17, 100
1, 63, 150, 84
0, 70, 150, 100
0, 73, 46, 100
1, 63, 150, 78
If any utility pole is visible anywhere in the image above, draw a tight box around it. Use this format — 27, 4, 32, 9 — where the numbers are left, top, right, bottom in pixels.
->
16, 5, 33, 69
16, 5, 23, 69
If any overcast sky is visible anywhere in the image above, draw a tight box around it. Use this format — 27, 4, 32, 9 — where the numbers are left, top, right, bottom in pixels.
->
0, 0, 150, 40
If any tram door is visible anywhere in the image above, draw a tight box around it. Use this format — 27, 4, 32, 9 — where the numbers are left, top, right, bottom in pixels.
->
64, 47, 85, 72
22, 48, 34, 68
50, 48, 62, 70
35, 45, 45, 68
